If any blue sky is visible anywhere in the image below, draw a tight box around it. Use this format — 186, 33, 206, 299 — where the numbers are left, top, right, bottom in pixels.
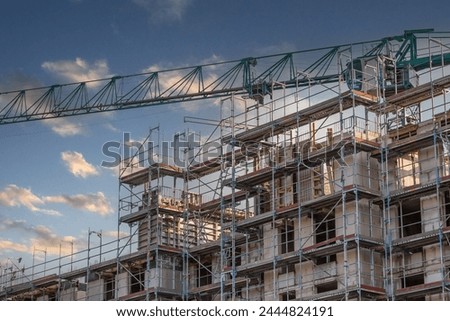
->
0, 0, 449, 273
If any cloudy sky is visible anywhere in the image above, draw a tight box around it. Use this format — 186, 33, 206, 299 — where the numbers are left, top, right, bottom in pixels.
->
0, 0, 449, 274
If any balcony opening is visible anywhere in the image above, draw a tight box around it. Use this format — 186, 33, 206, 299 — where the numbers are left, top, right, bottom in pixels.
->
293, 173, 298, 204
235, 247, 242, 267
316, 280, 338, 294
280, 264, 295, 275
280, 223, 295, 255
398, 198, 422, 237
401, 273, 424, 288
47, 292, 56, 301
279, 290, 296, 301
259, 189, 271, 214
197, 261, 212, 287
314, 214, 336, 265
130, 268, 145, 293
104, 275, 115, 300
396, 152, 419, 188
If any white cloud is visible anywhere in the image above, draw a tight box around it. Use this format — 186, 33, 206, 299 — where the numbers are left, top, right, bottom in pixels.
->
43, 192, 113, 217
132, 0, 192, 24
41, 57, 111, 86
143, 64, 186, 93
0, 218, 28, 231
0, 184, 112, 217
103, 164, 121, 178
61, 151, 99, 178
0, 218, 78, 256
42, 118, 85, 137
30, 226, 75, 256
101, 230, 129, 239
0, 240, 29, 253
0, 184, 61, 216
0, 185, 42, 209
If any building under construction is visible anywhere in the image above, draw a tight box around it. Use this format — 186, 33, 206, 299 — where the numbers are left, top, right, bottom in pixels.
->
1, 29, 450, 301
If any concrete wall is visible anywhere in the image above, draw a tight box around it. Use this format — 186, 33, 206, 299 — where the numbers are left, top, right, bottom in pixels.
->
242, 286, 263, 301
359, 248, 383, 288
335, 200, 382, 238
337, 250, 357, 288
419, 145, 437, 184
297, 261, 314, 296
298, 215, 314, 248
116, 272, 129, 298
424, 244, 443, 283
87, 278, 104, 301
387, 204, 400, 240
60, 287, 76, 301
276, 175, 294, 208
422, 194, 441, 232
334, 151, 380, 192
263, 223, 276, 259
147, 268, 182, 290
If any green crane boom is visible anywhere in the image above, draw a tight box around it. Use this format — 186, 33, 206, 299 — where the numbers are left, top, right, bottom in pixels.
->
1, 29, 450, 125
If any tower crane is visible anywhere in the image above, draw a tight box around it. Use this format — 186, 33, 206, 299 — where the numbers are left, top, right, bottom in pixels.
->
1, 29, 450, 125
344, 29, 450, 92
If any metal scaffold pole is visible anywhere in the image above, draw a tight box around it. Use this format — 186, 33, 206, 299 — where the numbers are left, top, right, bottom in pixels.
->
4, 29, 450, 302
230, 94, 237, 301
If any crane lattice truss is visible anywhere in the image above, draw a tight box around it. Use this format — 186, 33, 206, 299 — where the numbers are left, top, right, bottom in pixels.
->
1, 29, 450, 125
3, 29, 450, 302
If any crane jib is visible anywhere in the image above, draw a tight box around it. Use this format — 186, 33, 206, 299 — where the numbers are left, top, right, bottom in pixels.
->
1, 29, 450, 125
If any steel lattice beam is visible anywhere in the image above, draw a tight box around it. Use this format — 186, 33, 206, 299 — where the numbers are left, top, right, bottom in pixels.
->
1, 29, 450, 125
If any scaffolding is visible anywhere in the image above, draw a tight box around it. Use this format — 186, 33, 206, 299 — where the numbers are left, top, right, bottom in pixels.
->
2, 30, 450, 301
